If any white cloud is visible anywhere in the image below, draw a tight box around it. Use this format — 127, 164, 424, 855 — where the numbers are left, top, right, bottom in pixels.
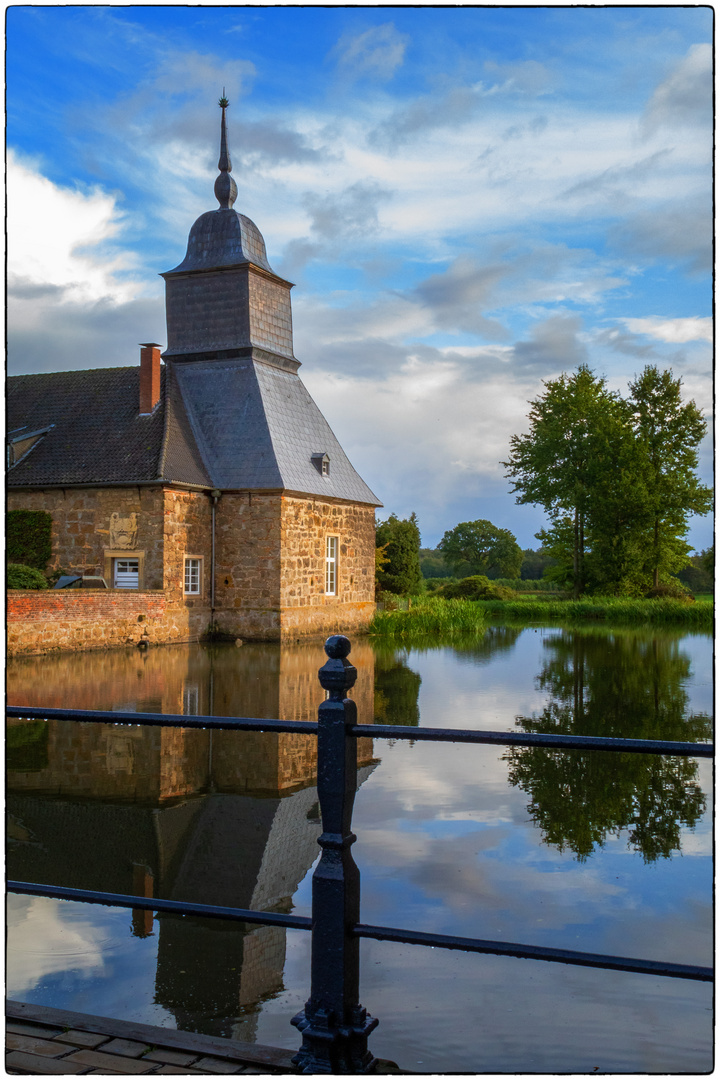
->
329, 23, 408, 83
7, 149, 141, 304
621, 316, 713, 344
642, 43, 712, 133
6, 152, 163, 374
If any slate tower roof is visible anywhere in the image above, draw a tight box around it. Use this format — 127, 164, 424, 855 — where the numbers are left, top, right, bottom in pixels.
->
8, 98, 381, 507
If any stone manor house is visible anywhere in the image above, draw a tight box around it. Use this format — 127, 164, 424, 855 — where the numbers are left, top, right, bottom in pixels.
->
8, 101, 381, 653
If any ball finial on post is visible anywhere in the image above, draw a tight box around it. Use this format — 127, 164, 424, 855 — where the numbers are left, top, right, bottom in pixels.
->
324, 634, 351, 660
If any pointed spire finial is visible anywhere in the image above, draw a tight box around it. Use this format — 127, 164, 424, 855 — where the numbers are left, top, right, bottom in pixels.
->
215, 91, 238, 210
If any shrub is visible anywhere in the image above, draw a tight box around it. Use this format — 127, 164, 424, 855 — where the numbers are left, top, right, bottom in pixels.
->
436, 574, 516, 601
424, 577, 458, 593
7, 510, 52, 570
493, 578, 561, 592
645, 582, 694, 603
7, 563, 49, 589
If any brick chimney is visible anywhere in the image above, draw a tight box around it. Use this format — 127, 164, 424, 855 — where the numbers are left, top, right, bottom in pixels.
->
139, 343, 161, 414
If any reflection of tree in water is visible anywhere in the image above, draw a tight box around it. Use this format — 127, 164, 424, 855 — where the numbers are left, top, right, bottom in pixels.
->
450, 625, 523, 664
373, 646, 422, 727
372, 628, 523, 729
505, 631, 710, 862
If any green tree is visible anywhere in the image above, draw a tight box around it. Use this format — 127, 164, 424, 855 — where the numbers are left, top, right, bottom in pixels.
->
438, 519, 522, 579
503, 367, 626, 597
700, 544, 714, 578
504, 364, 710, 597
419, 548, 451, 579
677, 548, 713, 594
627, 366, 711, 588
376, 513, 422, 595
519, 547, 557, 580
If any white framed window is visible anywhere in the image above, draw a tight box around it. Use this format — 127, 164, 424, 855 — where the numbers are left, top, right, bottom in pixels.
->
184, 557, 202, 595
325, 536, 338, 595
114, 558, 139, 589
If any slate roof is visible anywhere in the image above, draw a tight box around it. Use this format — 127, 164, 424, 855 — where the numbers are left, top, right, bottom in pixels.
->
166, 209, 274, 275
8, 360, 382, 505
174, 358, 381, 504
8, 367, 168, 486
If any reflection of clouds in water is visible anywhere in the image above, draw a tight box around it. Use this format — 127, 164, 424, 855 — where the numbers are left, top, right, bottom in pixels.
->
363, 740, 515, 817
7, 894, 107, 995
407, 637, 550, 730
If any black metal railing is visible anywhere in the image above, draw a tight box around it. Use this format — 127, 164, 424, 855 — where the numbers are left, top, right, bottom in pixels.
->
7, 634, 714, 1074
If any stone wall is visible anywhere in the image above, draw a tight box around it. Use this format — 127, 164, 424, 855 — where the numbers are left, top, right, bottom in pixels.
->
212, 492, 282, 640
8, 487, 165, 587
279, 495, 376, 639
8, 486, 376, 650
162, 488, 212, 603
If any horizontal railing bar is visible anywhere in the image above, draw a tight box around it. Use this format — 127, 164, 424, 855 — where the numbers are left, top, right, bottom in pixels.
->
353, 923, 713, 982
6, 705, 319, 736
349, 724, 713, 758
7, 881, 710, 985
7, 881, 312, 931
7, 707, 711, 758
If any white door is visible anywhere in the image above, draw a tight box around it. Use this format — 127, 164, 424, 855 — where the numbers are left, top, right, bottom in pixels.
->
114, 558, 139, 588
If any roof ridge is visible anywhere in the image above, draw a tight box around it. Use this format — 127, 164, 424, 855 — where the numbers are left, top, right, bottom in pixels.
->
10, 366, 138, 379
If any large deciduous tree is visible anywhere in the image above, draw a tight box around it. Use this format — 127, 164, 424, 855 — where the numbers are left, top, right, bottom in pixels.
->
503, 366, 629, 597
627, 366, 711, 588
438, 519, 522, 579
503, 364, 710, 596
375, 513, 423, 595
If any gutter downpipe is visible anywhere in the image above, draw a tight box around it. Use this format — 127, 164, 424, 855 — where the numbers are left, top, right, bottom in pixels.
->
210, 489, 222, 617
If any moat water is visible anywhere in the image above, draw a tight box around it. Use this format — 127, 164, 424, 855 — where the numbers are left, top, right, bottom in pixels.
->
6, 625, 713, 1073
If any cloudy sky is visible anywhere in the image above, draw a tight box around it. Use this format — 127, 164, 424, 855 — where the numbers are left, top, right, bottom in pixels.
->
7, 5, 713, 549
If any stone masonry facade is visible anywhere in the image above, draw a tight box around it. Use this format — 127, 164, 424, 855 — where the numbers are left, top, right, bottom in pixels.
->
8, 488, 376, 654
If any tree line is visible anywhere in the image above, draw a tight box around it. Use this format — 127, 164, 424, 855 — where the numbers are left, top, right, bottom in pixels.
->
376, 364, 711, 599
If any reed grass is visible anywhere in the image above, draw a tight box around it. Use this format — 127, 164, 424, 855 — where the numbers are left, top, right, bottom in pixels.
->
370, 594, 712, 635
473, 596, 713, 628
370, 596, 487, 637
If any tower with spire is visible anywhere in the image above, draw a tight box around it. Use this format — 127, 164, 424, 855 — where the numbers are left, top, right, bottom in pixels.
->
7, 97, 381, 649
162, 96, 298, 372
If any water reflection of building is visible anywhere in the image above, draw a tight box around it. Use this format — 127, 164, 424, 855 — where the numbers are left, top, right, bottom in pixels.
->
7, 640, 377, 1035
7, 639, 376, 798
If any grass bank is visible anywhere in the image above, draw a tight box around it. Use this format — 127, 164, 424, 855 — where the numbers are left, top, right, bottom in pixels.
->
370, 595, 713, 636
370, 597, 487, 637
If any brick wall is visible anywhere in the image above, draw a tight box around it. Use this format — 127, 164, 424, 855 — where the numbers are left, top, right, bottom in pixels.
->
6, 590, 211, 656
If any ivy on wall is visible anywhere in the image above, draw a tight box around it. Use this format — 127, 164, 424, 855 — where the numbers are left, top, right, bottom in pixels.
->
7, 509, 53, 571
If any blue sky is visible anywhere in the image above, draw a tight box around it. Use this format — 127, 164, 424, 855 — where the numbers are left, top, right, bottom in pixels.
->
7, 5, 713, 549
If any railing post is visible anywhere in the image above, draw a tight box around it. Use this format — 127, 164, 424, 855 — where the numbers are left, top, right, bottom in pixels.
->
291, 635, 378, 1074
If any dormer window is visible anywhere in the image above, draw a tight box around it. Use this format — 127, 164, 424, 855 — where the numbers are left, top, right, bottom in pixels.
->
7, 425, 54, 469
312, 452, 330, 476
